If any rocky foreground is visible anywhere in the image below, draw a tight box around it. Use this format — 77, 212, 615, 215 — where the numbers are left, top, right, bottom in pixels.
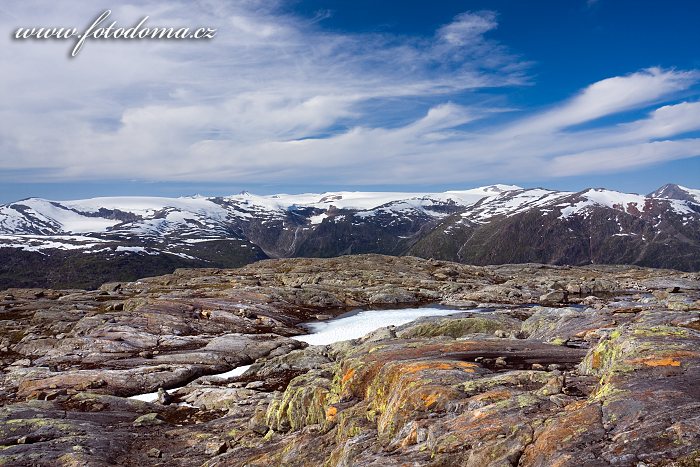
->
1, 255, 700, 466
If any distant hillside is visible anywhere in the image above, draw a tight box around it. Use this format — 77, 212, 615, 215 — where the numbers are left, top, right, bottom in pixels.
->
1, 183, 699, 288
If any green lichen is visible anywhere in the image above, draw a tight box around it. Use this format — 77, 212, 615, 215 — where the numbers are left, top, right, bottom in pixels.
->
367, 345, 388, 354
632, 326, 689, 338
401, 316, 517, 338
580, 329, 627, 376
459, 371, 551, 396
265, 370, 332, 432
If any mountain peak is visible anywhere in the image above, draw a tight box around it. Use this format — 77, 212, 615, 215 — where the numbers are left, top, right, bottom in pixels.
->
481, 184, 522, 193
649, 184, 700, 203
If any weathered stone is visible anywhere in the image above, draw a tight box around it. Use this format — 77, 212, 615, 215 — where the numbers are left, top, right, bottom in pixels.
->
133, 413, 164, 427
1, 255, 699, 466
204, 441, 228, 456
157, 387, 172, 405
397, 313, 520, 339
539, 290, 566, 305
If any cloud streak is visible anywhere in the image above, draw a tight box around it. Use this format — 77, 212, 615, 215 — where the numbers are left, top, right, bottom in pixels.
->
1, 1, 699, 188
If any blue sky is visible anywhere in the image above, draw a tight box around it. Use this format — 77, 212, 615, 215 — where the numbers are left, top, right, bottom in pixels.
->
1, 0, 699, 202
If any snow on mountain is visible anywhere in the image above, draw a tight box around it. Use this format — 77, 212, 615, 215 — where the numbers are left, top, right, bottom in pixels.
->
679, 186, 700, 204
308, 213, 329, 225
0, 199, 121, 234
452, 186, 699, 223
225, 184, 522, 218
558, 189, 649, 219
353, 185, 523, 219
649, 184, 700, 205
27, 199, 122, 233
0, 185, 524, 238
0, 196, 233, 237
558, 188, 696, 219
0, 234, 110, 253
2, 183, 700, 289
0, 184, 698, 256
62, 195, 228, 218
461, 188, 570, 222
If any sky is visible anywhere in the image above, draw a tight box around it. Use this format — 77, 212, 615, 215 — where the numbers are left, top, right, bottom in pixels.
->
1, 0, 699, 202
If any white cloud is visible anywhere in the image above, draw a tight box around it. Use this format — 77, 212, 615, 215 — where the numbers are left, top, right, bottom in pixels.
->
503, 68, 699, 136
437, 11, 497, 46
550, 139, 700, 176
0, 1, 699, 188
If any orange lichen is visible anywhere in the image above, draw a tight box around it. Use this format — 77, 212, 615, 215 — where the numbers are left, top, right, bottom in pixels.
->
638, 357, 681, 367
421, 393, 440, 409
401, 361, 477, 374
457, 361, 479, 370
564, 400, 588, 412
468, 409, 490, 421
326, 406, 338, 422
399, 426, 418, 448
627, 350, 697, 368
341, 368, 355, 384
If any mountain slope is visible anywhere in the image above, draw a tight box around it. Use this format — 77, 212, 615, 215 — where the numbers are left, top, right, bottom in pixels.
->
1, 184, 699, 288
649, 183, 700, 204
409, 186, 700, 269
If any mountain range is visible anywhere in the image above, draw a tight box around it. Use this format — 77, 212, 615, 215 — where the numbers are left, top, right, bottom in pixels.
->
1, 183, 699, 288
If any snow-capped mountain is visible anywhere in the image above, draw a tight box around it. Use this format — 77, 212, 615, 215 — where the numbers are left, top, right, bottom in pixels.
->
649, 184, 700, 204
410, 185, 700, 271
1, 184, 699, 288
